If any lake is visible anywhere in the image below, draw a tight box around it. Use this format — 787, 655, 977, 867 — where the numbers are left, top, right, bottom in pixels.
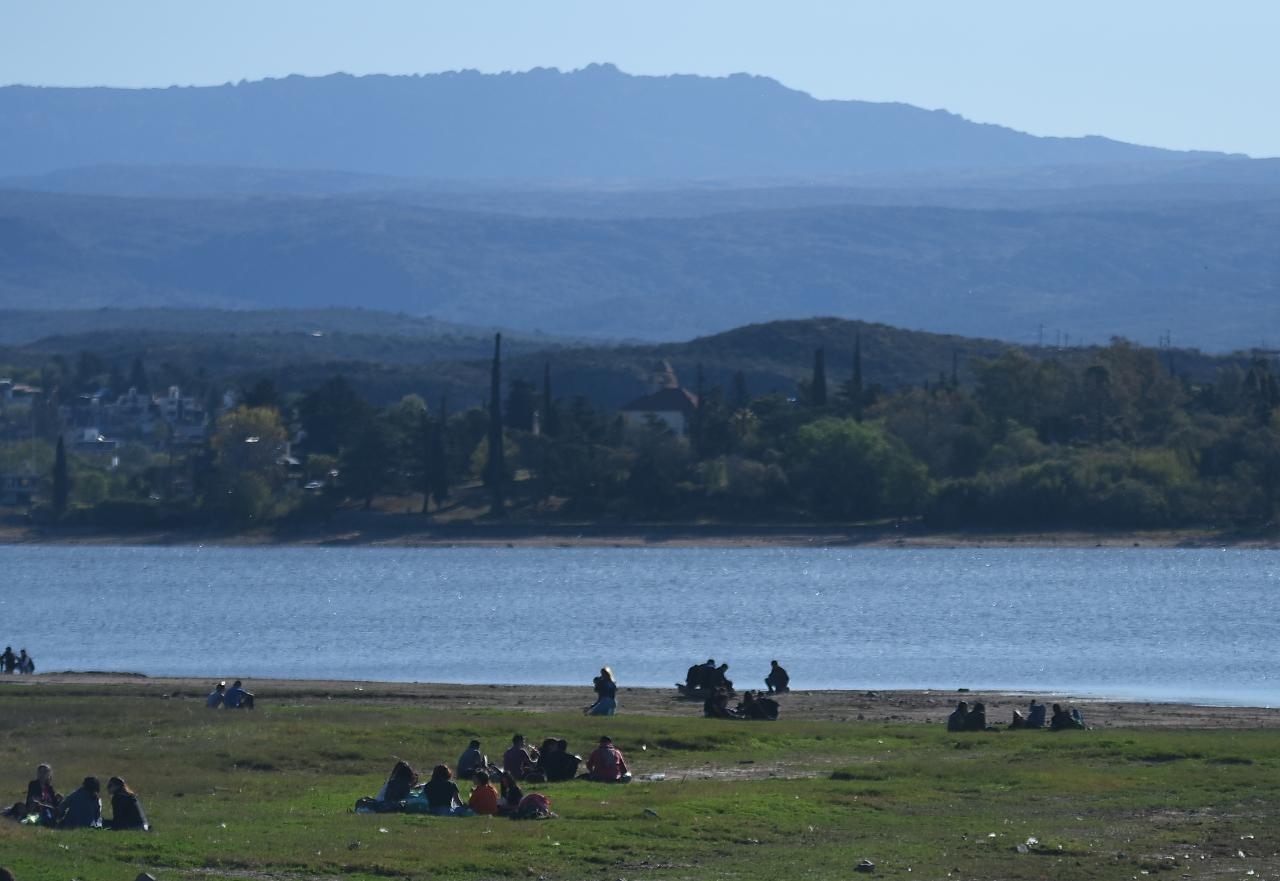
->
0, 545, 1275, 706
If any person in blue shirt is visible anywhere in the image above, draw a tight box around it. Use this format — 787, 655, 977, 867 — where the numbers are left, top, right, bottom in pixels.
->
223, 680, 255, 709
206, 682, 226, 708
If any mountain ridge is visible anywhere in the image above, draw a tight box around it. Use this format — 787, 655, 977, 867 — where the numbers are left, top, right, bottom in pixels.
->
0, 64, 1234, 180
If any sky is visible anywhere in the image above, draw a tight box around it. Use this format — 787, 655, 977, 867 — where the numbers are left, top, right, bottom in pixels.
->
2, 0, 1277, 157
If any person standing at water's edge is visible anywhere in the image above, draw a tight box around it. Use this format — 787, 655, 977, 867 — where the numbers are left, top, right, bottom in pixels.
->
587, 667, 618, 715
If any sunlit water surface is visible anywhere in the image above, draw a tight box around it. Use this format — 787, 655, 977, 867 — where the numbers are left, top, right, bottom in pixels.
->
0, 546, 1275, 705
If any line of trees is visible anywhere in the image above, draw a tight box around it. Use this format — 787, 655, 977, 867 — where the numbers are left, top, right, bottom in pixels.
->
13, 333, 1280, 531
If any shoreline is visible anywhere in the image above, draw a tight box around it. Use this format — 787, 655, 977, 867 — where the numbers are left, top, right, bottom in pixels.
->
4, 674, 1277, 728
3, 519, 1279, 549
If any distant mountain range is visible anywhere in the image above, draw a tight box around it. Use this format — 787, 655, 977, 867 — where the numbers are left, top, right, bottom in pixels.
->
0, 65, 1235, 180
1, 66, 1277, 352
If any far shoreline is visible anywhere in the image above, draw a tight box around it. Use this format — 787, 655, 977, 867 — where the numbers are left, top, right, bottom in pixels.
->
3, 518, 1279, 549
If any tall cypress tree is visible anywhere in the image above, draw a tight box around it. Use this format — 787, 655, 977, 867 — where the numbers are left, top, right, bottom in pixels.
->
811, 348, 828, 407
52, 435, 69, 518
487, 334, 506, 516
542, 361, 559, 438
850, 331, 865, 421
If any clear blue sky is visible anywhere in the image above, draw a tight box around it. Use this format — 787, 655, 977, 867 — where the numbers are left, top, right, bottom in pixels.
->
3, 0, 1277, 157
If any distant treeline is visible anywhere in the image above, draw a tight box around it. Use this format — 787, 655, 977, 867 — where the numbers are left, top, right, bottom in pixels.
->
5, 326, 1280, 531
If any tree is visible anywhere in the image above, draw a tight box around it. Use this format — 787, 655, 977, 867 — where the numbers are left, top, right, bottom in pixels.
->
297, 376, 374, 455
487, 334, 506, 516
209, 406, 288, 525
241, 377, 280, 410
542, 362, 560, 438
841, 331, 865, 420
731, 370, 750, 410
52, 436, 69, 518
811, 348, 828, 407
342, 420, 397, 510
790, 417, 931, 520
128, 356, 149, 394
506, 378, 538, 432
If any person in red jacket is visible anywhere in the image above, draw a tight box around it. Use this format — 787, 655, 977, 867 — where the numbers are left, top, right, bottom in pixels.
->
586, 736, 630, 782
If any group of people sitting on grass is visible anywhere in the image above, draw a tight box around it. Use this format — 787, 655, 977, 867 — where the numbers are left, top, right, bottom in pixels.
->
3, 763, 148, 830
205, 679, 256, 709
0, 646, 35, 675
947, 699, 1087, 732
357, 734, 631, 819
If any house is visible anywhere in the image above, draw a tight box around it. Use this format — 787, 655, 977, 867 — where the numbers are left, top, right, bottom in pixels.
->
620, 387, 699, 436
1, 473, 39, 506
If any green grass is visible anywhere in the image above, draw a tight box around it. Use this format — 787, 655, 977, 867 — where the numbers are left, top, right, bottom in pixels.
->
1, 690, 1278, 880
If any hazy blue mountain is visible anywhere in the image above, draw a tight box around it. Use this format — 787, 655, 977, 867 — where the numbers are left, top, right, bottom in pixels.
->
2, 189, 1277, 350
0, 65, 1232, 180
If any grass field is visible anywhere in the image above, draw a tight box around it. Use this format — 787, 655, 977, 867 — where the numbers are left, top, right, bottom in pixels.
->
1, 688, 1277, 880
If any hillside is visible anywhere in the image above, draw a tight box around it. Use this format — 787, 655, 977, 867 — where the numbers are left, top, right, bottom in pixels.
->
2, 315, 1235, 411
2, 189, 1278, 349
0, 65, 1229, 180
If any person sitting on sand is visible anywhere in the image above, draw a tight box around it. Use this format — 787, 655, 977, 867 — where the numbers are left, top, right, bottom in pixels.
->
0, 647, 15, 675
947, 701, 969, 732
422, 765, 473, 816
16, 650, 32, 675
55, 776, 102, 829
105, 777, 148, 831
740, 691, 780, 721
586, 736, 630, 783
765, 660, 790, 693
457, 740, 487, 781
503, 734, 540, 781
223, 680, 255, 709
965, 701, 989, 731
379, 761, 418, 804
1070, 707, 1086, 729
206, 682, 226, 708
1027, 699, 1046, 728
540, 739, 582, 782
468, 770, 500, 815
1049, 703, 1084, 731
710, 663, 734, 693
587, 667, 618, 716
704, 687, 734, 719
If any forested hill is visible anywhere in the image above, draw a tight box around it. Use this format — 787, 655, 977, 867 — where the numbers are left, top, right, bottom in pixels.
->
3, 189, 1278, 349
0, 65, 1228, 180
0, 314, 1238, 411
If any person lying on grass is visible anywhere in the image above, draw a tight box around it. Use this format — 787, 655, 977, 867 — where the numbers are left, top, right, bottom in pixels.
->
586, 736, 630, 783
105, 776, 149, 831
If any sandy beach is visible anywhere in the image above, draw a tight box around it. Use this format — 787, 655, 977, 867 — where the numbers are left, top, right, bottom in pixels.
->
5, 673, 1276, 729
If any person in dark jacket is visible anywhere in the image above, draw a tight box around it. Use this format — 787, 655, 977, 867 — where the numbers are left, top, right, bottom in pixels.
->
422, 765, 472, 816
105, 777, 148, 830
764, 660, 790, 693
964, 702, 988, 731
947, 701, 969, 732
539, 739, 582, 781
55, 777, 102, 829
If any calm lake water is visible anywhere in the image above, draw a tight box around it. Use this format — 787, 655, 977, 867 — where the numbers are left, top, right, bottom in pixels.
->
0, 546, 1275, 706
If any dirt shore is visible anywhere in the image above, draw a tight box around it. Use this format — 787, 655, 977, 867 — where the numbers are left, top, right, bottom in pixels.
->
4, 518, 1279, 549
4, 674, 1276, 728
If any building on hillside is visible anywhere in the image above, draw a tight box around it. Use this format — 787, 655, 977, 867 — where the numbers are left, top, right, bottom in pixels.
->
1, 473, 39, 506
620, 387, 699, 436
